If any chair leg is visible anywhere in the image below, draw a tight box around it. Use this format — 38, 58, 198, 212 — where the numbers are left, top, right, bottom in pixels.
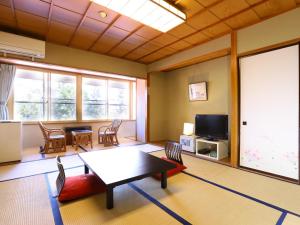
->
115, 135, 119, 145
63, 139, 67, 152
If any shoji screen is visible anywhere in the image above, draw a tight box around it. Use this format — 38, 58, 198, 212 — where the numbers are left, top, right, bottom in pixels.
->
239, 44, 299, 180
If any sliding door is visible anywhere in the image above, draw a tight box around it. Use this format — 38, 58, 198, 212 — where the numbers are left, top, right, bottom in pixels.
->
239, 44, 299, 180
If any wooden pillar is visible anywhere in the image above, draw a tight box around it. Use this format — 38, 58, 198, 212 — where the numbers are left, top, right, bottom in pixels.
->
230, 31, 239, 167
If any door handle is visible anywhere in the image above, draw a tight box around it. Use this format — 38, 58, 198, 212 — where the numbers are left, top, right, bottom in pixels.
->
242, 121, 247, 125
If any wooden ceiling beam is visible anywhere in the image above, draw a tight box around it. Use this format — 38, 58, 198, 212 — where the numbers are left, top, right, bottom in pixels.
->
136, 0, 269, 62
9, 0, 18, 27
87, 15, 121, 51
45, 0, 54, 41
67, 1, 93, 46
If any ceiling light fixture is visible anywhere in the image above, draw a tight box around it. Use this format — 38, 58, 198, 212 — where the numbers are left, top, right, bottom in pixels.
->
92, 0, 186, 32
98, 11, 108, 18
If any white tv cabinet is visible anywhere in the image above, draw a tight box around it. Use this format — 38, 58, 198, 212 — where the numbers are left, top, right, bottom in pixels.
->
195, 138, 228, 160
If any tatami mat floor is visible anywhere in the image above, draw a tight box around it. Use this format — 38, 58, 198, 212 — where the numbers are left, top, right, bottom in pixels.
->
1, 145, 300, 225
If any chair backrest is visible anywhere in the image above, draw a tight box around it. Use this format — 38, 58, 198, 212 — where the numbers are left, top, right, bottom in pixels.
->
110, 119, 122, 133
38, 121, 48, 140
56, 156, 66, 196
165, 141, 183, 164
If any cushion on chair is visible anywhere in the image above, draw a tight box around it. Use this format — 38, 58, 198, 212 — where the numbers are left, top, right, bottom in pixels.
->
58, 174, 106, 202
49, 135, 65, 139
153, 157, 187, 180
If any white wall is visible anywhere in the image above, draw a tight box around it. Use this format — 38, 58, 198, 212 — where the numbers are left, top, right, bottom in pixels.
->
23, 120, 136, 148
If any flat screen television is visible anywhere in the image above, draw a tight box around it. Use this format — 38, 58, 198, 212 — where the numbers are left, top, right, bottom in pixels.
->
195, 114, 228, 140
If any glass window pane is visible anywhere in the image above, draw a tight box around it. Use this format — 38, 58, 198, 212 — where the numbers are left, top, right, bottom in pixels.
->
50, 74, 76, 120
108, 80, 129, 119
14, 103, 44, 121
14, 69, 47, 121
82, 78, 107, 120
108, 105, 129, 119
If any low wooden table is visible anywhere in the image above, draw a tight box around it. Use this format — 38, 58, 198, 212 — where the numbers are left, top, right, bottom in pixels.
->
78, 149, 176, 209
71, 130, 93, 151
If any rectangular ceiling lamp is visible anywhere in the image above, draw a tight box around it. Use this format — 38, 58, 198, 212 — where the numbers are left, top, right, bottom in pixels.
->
92, 0, 186, 32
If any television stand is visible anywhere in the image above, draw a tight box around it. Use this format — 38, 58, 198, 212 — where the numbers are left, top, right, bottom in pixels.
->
195, 138, 228, 160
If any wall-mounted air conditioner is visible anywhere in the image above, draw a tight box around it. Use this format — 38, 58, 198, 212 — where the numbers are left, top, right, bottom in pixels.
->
0, 31, 45, 59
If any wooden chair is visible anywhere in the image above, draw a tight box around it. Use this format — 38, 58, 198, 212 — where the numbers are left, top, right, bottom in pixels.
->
165, 141, 183, 165
38, 121, 66, 154
98, 119, 122, 146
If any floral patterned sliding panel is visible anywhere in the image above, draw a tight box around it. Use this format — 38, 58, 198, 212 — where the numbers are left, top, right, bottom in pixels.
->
239, 44, 299, 180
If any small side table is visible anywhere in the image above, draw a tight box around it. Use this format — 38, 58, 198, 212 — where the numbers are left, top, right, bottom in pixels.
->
71, 130, 93, 151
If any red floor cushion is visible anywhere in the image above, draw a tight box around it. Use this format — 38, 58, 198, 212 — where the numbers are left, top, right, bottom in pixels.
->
58, 174, 106, 202
153, 157, 187, 180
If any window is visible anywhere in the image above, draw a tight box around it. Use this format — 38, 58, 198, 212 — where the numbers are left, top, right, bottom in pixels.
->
108, 80, 129, 119
82, 78, 107, 120
82, 77, 135, 120
50, 74, 76, 120
14, 68, 76, 121
13, 67, 136, 121
14, 69, 47, 121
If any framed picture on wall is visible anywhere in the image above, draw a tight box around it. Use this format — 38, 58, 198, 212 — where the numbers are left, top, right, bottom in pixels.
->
189, 82, 207, 101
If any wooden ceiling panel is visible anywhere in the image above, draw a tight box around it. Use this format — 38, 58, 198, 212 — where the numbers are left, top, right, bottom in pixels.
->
53, 0, 90, 14
187, 11, 219, 30
51, 6, 82, 26
134, 26, 161, 40
245, 0, 267, 5
152, 33, 178, 46
196, 0, 222, 7
125, 51, 145, 61
210, 0, 250, 19
225, 9, 260, 29
81, 17, 108, 34
139, 47, 175, 63
253, 0, 296, 19
108, 34, 148, 57
167, 23, 196, 39
183, 31, 210, 45
113, 16, 141, 32
109, 45, 132, 57
70, 28, 99, 50
47, 21, 75, 45
87, 3, 118, 24
14, 0, 49, 18
0, 4, 14, 21
0, 0, 10, 7
176, 0, 204, 18
91, 27, 129, 53
0, 19, 16, 28
202, 22, 231, 37
169, 40, 192, 51
125, 34, 148, 46
16, 10, 47, 36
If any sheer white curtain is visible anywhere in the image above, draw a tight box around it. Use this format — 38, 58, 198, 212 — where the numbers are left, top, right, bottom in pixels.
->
0, 64, 16, 120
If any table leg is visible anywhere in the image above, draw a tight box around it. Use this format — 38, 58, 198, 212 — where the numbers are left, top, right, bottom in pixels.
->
161, 171, 167, 189
84, 165, 89, 174
106, 186, 114, 209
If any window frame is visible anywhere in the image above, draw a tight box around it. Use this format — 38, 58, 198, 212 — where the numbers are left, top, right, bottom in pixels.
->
81, 75, 136, 121
11, 66, 137, 123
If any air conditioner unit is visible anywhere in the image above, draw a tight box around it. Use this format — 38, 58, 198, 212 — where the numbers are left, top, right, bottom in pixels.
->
0, 31, 45, 59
